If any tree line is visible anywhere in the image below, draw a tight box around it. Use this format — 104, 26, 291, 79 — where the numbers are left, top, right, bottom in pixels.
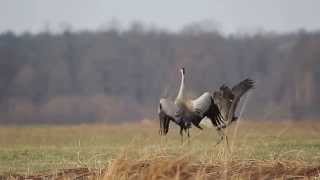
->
0, 24, 319, 123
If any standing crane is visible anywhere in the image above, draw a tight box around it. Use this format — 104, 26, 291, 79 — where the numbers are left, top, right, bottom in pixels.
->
158, 68, 224, 143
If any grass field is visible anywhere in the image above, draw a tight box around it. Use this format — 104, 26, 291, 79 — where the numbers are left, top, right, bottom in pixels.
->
1, 120, 320, 179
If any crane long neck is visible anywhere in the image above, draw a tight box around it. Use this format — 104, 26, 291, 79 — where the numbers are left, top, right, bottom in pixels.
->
175, 71, 185, 104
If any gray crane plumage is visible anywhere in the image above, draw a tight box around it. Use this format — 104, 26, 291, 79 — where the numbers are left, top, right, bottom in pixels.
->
158, 98, 189, 137
158, 95, 224, 141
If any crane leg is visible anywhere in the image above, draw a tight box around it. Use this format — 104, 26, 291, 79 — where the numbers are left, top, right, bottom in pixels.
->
225, 134, 231, 152
187, 128, 190, 145
215, 128, 231, 152
215, 128, 224, 146
158, 116, 163, 136
180, 127, 184, 145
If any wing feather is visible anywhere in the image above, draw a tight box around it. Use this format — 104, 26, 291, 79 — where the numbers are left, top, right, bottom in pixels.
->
191, 92, 212, 116
227, 79, 255, 123
213, 91, 230, 121
231, 79, 254, 99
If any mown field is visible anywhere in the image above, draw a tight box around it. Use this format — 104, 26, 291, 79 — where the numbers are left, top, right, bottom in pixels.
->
1, 120, 320, 179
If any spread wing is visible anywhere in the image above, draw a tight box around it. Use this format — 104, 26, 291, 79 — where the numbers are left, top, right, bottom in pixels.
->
227, 79, 254, 123
191, 92, 212, 116
213, 79, 254, 125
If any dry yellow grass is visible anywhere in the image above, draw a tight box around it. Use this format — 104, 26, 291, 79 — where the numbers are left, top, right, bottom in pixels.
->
1, 120, 320, 179
104, 156, 320, 179
4, 156, 320, 179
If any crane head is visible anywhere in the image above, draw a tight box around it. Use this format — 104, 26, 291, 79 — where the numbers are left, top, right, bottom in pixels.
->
180, 67, 185, 75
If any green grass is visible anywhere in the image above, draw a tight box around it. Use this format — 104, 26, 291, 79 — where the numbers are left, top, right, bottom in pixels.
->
0, 120, 320, 174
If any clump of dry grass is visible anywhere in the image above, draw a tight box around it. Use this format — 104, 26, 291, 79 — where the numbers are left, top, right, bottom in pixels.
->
103, 155, 320, 180
5, 155, 320, 180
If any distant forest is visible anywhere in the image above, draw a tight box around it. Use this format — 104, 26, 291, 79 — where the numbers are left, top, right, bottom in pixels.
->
0, 23, 319, 123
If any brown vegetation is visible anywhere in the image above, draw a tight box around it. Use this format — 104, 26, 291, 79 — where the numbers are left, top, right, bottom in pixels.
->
104, 157, 320, 179
4, 157, 320, 179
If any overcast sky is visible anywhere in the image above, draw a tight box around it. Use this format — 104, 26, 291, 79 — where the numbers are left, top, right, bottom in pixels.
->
1, 0, 320, 34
